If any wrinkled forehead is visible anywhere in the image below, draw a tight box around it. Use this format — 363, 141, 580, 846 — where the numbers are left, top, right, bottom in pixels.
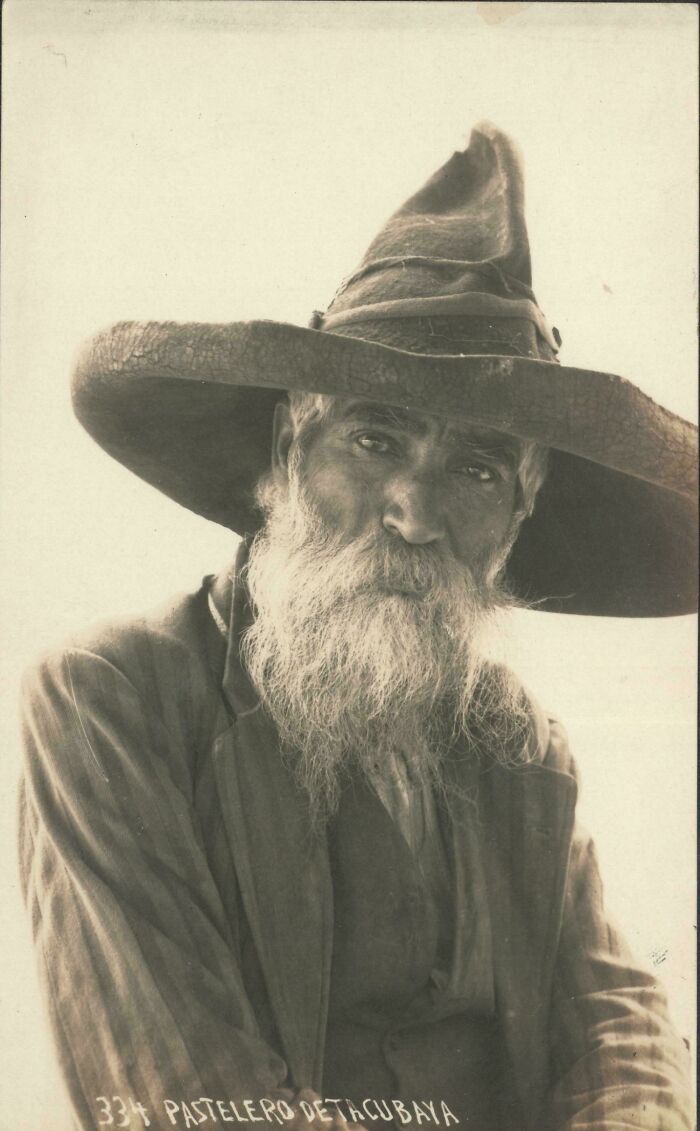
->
332, 397, 523, 461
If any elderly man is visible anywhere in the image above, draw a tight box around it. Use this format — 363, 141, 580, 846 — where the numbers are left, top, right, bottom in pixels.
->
20, 125, 696, 1131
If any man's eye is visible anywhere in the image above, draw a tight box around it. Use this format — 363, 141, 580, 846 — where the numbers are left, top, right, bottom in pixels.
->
354, 432, 394, 454
455, 464, 496, 483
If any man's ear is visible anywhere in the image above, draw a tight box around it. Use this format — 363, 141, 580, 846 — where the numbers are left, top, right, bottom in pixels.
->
271, 400, 295, 485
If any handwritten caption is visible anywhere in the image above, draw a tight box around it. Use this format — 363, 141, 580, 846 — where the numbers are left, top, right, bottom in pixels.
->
96, 1096, 461, 1128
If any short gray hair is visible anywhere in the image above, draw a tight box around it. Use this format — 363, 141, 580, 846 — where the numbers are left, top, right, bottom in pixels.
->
287, 389, 548, 518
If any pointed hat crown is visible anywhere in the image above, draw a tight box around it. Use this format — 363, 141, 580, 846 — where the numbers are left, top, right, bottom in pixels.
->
314, 122, 560, 360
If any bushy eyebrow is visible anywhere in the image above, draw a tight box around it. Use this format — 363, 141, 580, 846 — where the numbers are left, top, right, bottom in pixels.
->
336, 400, 520, 469
338, 401, 426, 435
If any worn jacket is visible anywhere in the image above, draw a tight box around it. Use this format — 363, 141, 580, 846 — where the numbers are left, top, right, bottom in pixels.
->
19, 577, 692, 1131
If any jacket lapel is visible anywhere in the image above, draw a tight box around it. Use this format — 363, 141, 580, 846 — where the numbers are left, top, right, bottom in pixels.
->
212, 715, 333, 1092
476, 759, 577, 1129
210, 554, 333, 1092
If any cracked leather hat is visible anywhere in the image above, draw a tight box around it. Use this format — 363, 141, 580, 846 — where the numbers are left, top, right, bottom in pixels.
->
72, 122, 697, 617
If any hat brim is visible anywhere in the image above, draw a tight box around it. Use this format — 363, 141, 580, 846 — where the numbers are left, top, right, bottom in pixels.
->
72, 319, 698, 617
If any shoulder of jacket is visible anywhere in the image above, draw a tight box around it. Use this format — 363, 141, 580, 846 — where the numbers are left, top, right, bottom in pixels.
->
518, 681, 579, 784
23, 580, 216, 699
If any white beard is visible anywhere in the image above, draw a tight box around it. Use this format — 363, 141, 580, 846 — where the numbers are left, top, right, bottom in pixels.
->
241, 469, 530, 825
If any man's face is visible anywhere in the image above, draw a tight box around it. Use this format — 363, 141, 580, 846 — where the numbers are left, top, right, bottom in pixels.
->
245, 395, 530, 821
271, 398, 520, 577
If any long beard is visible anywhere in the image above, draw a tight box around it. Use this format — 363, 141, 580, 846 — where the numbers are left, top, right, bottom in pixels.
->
241, 471, 530, 825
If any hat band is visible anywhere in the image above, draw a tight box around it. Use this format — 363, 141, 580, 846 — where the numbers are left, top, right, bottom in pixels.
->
320, 291, 560, 352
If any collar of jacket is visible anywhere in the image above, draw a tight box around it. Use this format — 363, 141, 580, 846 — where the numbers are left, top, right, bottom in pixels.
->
210, 542, 577, 1128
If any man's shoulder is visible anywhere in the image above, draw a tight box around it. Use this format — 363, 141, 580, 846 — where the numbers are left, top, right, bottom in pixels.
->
20, 580, 228, 804
470, 664, 579, 784
518, 680, 578, 783
23, 578, 222, 709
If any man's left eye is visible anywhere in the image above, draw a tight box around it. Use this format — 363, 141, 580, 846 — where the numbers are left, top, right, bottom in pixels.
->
455, 464, 496, 483
355, 433, 394, 454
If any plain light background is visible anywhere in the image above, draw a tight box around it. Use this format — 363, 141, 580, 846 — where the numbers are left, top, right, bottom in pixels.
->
1, 3, 697, 1128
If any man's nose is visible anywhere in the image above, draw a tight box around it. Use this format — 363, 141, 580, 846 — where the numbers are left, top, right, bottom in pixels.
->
382, 476, 446, 545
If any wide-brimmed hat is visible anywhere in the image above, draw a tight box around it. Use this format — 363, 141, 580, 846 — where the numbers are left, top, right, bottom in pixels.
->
72, 123, 697, 617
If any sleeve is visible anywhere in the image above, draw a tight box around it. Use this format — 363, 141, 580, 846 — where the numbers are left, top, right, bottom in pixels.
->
19, 646, 290, 1130
544, 722, 693, 1131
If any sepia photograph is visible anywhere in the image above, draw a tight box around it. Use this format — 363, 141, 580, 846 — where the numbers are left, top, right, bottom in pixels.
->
1, 3, 697, 1130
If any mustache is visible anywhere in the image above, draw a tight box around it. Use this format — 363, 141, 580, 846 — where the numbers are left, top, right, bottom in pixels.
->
288, 521, 489, 604
349, 536, 463, 592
